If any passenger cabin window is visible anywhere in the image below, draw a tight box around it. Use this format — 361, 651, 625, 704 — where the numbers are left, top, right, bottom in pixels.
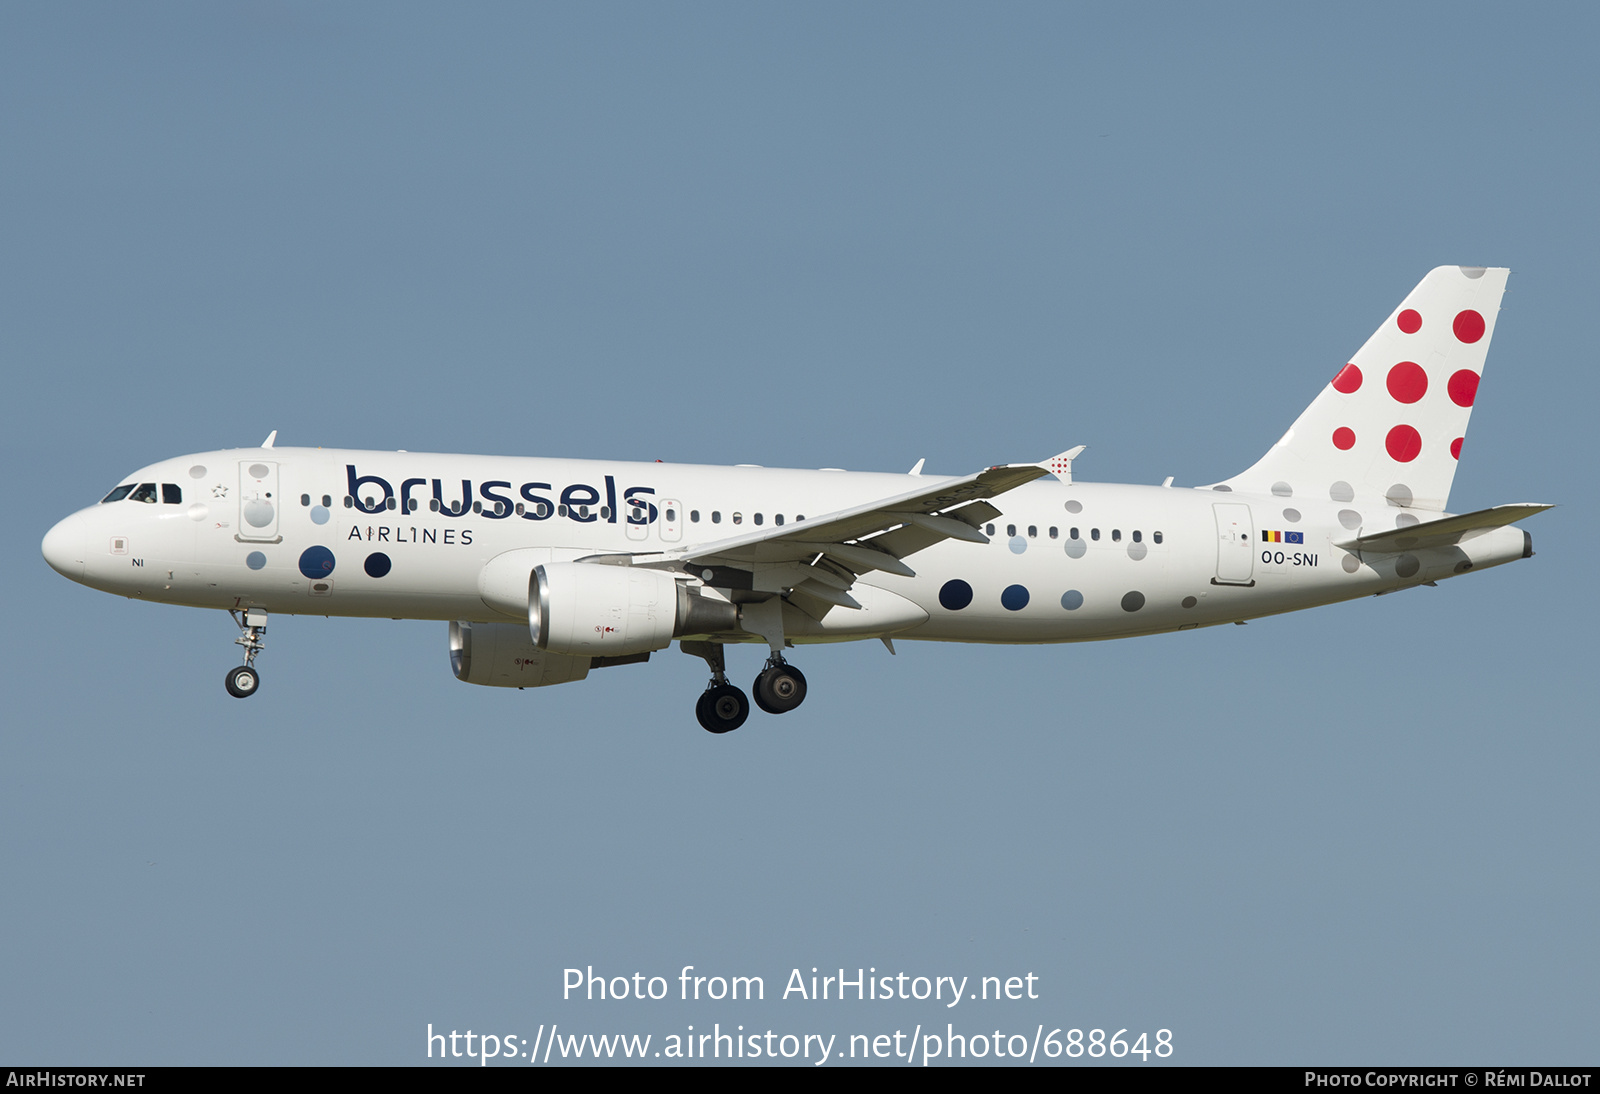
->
733, 512, 743, 525
1049, 526, 1058, 539
1154, 531, 1164, 544
754, 513, 763, 526
985, 524, 995, 536
102, 485, 135, 504
690, 510, 700, 522
774, 514, 783, 526
1069, 527, 1079, 540
130, 483, 158, 504
162, 484, 182, 504
1112, 529, 1121, 542
1028, 525, 1037, 538
1132, 530, 1142, 543
1090, 528, 1100, 541
711, 511, 721, 524
322, 495, 332, 508
301, 494, 311, 506
665, 507, 677, 522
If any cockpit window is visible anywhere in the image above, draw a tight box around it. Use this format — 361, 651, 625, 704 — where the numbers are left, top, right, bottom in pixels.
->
101, 485, 135, 504
129, 483, 159, 503
162, 484, 182, 504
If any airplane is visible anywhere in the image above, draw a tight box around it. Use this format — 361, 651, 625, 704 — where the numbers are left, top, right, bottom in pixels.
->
41, 265, 1550, 733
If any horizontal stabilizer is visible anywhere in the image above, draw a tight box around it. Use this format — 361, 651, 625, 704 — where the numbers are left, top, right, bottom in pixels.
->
1344, 503, 1552, 553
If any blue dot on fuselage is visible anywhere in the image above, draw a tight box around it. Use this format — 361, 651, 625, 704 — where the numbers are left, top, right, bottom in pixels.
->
938, 579, 974, 611
298, 545, 335, 580
1061, 589, 1084, 610
1001, 584, 1030, 611
245, 551, 266, 571
364, 552, 392, 578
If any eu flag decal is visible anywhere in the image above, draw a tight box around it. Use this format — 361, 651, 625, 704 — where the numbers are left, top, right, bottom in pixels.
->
1262, 530, 1304, 544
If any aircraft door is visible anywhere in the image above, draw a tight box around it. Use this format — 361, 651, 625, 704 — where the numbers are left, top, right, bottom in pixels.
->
658, 498, 682, 542
237, 461, 281, 542
1212, 503, 1254, 585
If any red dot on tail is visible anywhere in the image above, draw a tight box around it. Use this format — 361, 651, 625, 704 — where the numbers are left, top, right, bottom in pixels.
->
1453, 309, 1486, 343
1448, 369, 1480, 407
1386, 361, 1428, 404
1386, 424, 1422, 463
1450, 437, 1463, 460
1397, 309, 1422, 333
1332, 427, 1356, 450
1331, 363, 1362, 393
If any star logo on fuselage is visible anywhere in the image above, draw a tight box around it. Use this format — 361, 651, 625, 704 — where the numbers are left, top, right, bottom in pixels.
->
212, 484, 229, 498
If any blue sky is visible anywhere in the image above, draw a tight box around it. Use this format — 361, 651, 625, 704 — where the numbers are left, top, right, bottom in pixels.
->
2, 2, 1595, 1065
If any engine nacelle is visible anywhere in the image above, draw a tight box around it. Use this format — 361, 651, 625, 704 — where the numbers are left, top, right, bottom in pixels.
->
449, 620, 590, 688
530, 562, 738, 656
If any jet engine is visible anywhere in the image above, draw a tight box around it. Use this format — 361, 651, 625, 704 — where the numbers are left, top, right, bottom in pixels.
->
448, 620, 590, 688
530, 562, 738, 656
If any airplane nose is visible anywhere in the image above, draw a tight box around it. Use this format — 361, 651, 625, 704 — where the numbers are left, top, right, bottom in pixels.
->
42, 512, 88, 580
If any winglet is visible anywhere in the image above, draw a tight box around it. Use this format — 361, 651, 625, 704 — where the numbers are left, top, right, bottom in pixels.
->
1040, 445, 1086, 482
261, 430, 278, 449
908, 458, 925, 476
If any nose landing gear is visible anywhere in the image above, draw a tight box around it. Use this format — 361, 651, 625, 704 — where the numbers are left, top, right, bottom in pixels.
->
226, 608, 267, 698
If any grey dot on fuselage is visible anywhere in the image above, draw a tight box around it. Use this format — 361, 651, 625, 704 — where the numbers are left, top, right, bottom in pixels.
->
1395, 513, 1419, 527
1121, 591, 1145, 612
1387, 484, 1413, 508
1338, 509, 1362, 529
1127, 542, 1147, 561
1342, 554, 1360, 573
1330, 481, 1355, 503
1064, 499, 1083, 514
1271, 482, 1293, 497
1395, 554, 1420, 579
1282, 508, 1301, 523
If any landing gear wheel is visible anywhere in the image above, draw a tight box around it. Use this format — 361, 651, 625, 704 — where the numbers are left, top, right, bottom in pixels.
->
224, 665, 260, 699
697, 684, 749, 734
753, 663, 807, 714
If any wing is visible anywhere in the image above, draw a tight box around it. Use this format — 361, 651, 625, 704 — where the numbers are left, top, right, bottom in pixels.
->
1342, 503, 1553, 553
643, 463, 1051, 616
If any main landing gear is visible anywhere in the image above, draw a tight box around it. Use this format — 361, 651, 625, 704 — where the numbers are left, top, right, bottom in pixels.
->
683, 642, 806, 733
225, 608, 267, 699
753, 655, 807, 714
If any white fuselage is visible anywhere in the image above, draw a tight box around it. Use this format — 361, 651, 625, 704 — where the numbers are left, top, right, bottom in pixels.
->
42, 446, 1530, 646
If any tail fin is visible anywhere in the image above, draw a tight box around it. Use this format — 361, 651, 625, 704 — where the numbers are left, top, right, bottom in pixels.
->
1214, 265, 1509, 512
